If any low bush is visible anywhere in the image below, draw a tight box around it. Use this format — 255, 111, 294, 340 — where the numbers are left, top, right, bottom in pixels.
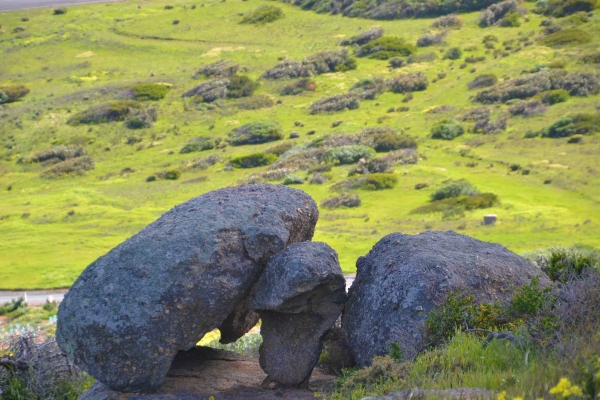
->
459, 106, 492, 122
281, 78, 316, 95
124, 107, 157, 129
541, 114, 600, 137
431, 14, 464, 29
310, 93, 360, 114
323, 145, 376, 165
538, 28, 592, 46
180, 137, 221, 154
500, 11, 521, 27
542, 89, 569, 104
20, 145, 86, 164
475, 70, 599, 104
193, 59, 239, 78
431, 119, 464, 140
234, 94, 274, 110
580, 52, 600, 64
355, 36, 416, 59
508, 99, 547, 116
0, 85, 30, 103
431, 179, 479, 201
349, 77, 387, 100
479, 0, 519, 27
180, 154, 220, 171
388, 53, 437, 69
321, 193, 362, 208
132, 83, 169, 101
266, 142, 293, 156
473, 116, 508, 134
282, 174, 304, 185
371, 133, 417, 152
226, 75, 258, 98
468, 74, 498, 90
183, 79, 229, 102
230, 152, 278, 168
340, 27, 384, 46
542, 0, 597, 17
0, 89, 7, 104
262, 49, 355, 79
40, 156, 95, 178
388, 72, 428, 94
417, 31, 447, 47
355, 173, 398, 190
536, 246, 599, 282
68, 101, 140, 125
443, 46, 463, 60
464, 56, 486, 63
240, 5, 284, 24
53, 7, 67, 14
148, 170, 182, 181
227, 120, 283, 145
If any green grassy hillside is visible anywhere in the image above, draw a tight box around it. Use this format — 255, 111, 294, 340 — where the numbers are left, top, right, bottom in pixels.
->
0, 0, 599, 289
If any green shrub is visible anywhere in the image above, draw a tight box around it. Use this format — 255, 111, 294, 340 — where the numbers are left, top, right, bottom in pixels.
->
356, 173, 398, 190
321, 193, 362, 208
234, 94, 275, 110
310, 93, 361, 114
283, 174, 304, 185
431, 14, 464, 29
132, 83, 169, 101
431, 179, 479, 201
68, 101, 141, 125
537, 247, 599, 282
0, 85, 30, 103
266, 142, 293, 156
340, 27, 384, 46
227, 75, 258, 98
281, 78, 316, 95
468, 74, 498, 90
0, 89, 8, 104
20, 145, 86, 164
443, 47, 463, 60
538, 29, 592, 46
0, 296, 27, 316
580, 52, 600, 64
180, 137, 220, 154
165, 170, 181, 180
542, 114, 600, 137
431, 119, 465, 140
412, 192, 499, 214
542, 89, 569, 104
543, 0, 597, 16
53, 7, 67, 14
323, 145, 376, 165
40, 156, 95, 178
230, 152, 278, 168
356, 37, 416, 60
388, 72, 428, 94
240, 5, 284, 24
227, 120, 284, 146
371, 133, 418, 152
500, 11, 521, 26
124, 107, 157, 129
193, 59, 239, 79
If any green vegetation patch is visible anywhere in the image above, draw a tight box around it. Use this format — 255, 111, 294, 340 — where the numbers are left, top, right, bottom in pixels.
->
541, 113, 600, 137
538, 28, 592, 46
230, 152, 278, 168
542, 0, 597, 17
240, 5, 284, 25
227, 120, 283, 146
0, 85, 30, 103
355, 36, 416, 60
431, 119, 465, 140
132, 83, 169, 101
67, 101, 141, 125
323, 145, 376, 165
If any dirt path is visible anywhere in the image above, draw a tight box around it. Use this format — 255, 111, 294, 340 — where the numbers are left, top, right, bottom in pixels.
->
0, 276, 355, 305
0, 0, 125, 13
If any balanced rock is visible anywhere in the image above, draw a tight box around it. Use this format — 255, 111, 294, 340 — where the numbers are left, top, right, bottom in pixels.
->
342, 231, 551, 366
57, 185, 318, 392
253, 242, 347, 388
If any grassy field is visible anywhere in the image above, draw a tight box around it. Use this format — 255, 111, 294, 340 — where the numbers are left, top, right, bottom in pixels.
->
0, 0, 599, 289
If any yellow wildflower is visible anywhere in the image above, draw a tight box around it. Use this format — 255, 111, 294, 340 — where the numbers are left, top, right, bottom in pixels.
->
497, 391, 507, 400
549, 378, 583, 398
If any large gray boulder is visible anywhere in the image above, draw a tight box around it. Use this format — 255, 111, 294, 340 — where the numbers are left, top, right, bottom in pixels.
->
342, 231, 551, 366
253, 242, 346, 388
57, 185, 318, 392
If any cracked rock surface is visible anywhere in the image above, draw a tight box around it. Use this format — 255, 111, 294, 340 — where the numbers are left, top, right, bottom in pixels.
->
253, 241, 347, 387
342, 231, 551, 366
57, 185, 318, 392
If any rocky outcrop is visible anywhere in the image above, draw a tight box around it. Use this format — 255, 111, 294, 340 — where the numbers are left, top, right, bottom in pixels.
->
57, 185, 318, 392
253, 242, 346, 388
79, 347, 337, 400
342, 231, 551, 366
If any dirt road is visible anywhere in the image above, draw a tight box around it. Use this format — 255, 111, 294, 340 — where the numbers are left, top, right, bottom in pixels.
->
0, 0, 125, 12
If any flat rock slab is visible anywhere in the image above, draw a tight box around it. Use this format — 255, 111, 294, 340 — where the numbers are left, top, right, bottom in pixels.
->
80, 347, 335, 400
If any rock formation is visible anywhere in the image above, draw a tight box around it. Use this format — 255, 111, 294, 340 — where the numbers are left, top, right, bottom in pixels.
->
342, 230, 551, 366
57, 185, 318, 392
253, 242, 346, 388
